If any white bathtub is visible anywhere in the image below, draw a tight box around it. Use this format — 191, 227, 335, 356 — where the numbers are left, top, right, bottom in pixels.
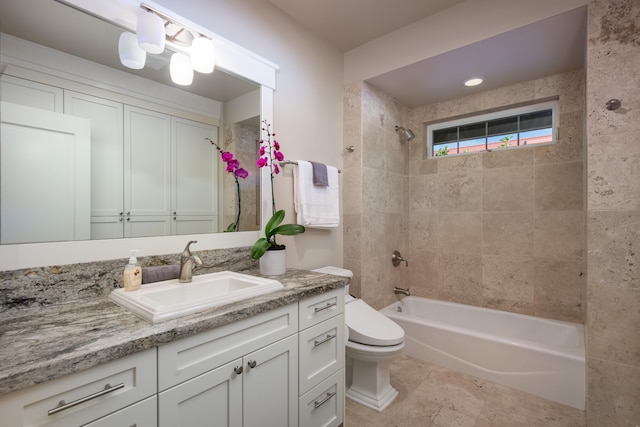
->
381, 296, 585, 410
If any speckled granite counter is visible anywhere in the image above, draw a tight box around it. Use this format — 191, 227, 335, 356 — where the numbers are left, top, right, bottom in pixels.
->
0, 267, 347, 397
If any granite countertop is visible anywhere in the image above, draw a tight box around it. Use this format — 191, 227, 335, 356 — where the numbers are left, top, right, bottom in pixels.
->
0, 268, 347, 397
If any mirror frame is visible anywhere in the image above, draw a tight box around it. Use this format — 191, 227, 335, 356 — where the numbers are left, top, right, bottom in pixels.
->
0, 0, 277, 270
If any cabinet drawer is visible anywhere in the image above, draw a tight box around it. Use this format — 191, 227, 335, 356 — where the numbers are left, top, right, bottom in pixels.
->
84, 395, 157, 427
299, 369, 344, 427
299, 288, 344, 330
299, 314, 344, 395
158, 303, 297, 391
0, 348, 156, 427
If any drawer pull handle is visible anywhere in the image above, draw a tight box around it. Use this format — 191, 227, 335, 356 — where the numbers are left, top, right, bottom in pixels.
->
314, 334, 337, 346
48, 383, 125, 416
234, 366, 243, 375
314, 391, 337, 409
247, 360, 257, 369
314, 302, 336, 313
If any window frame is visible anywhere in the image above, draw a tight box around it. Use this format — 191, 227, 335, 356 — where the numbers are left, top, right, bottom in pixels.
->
426, 100, 559, 158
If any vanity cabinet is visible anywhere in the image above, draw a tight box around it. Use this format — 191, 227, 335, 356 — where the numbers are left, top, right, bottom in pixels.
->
297, 289, 345, 427
0, 288, 346, 427
0, 348, 156, 427
158, 304, 299, 427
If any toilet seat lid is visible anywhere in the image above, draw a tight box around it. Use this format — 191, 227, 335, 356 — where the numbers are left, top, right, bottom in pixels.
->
346, 299, 404, 346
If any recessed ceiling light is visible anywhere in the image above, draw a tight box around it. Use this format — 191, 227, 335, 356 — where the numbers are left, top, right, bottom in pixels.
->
464, 77, 484, 87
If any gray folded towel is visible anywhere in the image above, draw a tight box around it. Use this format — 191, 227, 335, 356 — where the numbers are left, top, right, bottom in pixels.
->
142, 265, 181, 284
309, 161, 329, 187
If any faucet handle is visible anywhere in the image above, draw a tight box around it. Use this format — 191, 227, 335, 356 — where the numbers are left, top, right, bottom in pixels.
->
392, 250, 408, 267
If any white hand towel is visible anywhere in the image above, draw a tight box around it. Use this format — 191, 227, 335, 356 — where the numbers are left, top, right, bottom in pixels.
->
293, 160, 339, 228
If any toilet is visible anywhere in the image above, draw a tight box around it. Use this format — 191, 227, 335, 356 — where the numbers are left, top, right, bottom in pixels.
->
312, 267, 405, 412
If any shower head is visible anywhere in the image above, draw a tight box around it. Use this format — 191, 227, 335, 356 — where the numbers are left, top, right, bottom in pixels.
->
395, 125, 415, 141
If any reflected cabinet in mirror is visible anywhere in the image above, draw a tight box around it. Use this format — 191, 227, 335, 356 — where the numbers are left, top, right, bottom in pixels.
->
0, 0, 262, 245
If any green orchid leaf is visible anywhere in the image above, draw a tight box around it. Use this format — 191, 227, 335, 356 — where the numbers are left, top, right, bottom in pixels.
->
270, 224, 305, 236
265, 210, 285, 238
250, 237, 271, 259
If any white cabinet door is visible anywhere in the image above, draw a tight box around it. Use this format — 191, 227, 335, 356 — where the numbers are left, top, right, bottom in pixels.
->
0, 102, 91, 244
0, 75, 63, 112
158, 359, 243, 427
243, 334, 298, 427
124, 106, 171, 217
64, 91, 125, 239
64, 91, 124, 219
171, 117, 218, 234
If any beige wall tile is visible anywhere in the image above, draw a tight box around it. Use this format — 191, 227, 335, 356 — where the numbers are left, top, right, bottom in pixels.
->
438, 171, 482, 212
587, 358, 640, 427
587, 211, 640, 289
482, 212, 534, 257
407, 249, 441, 292
362, 121, 386, 170
534, 211, 585, 260
587, 132, 640, 211
482, 148, 534, 169
362, 167, 387, 213
535, 161, 584, 211
439, 212, 482, 254
385, 172, 406, 214
342, 213, 361, 261
483, 165, 534, 212
343, 81, 362, 123
440, 253, 483, 305
482, 255, 534, 302
409, 174, 438, 212
407, 212, 439, 252
342, 120, 362, 169
437, 153, 482, 173
587, 285, 640, 366
533, 258, 585, 310
342, 167, 361, 214
362, 209, 385, 259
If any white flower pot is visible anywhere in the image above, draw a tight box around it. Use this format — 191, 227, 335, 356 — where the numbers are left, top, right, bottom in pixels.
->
259, 247, 287, 276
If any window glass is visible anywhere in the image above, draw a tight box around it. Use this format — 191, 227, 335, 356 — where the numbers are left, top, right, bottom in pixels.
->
427, 100, 558, 157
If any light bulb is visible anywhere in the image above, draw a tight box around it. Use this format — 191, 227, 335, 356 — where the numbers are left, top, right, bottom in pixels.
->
136, 10, 165, 54
118, 32, 146, 69
170, 52, 193, 85
191, 36, 215, 74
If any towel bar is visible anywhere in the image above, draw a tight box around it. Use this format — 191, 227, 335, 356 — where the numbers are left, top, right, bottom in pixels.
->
280, 160, 341, 173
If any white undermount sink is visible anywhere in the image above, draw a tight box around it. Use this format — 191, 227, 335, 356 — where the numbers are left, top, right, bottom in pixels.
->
108, 271, 284, 323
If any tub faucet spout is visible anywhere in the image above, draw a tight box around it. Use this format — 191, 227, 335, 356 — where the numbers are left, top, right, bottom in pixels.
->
394, 287, 410, 297
179, 240, 202, 283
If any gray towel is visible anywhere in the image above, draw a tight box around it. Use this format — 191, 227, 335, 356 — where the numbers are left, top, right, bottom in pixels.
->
309, 161, 329, 187
142, 265, 180, 284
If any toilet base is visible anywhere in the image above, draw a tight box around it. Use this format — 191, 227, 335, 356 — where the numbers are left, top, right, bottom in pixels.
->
346, 382, 399, 412
345, 349, 401, 412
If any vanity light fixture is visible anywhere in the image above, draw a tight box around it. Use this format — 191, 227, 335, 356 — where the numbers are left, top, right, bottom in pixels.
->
117, 5, 216, 85
464, 77, 484, 87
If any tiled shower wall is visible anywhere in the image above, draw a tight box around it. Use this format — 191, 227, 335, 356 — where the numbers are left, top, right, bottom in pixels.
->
585, 0, 640, 424
343, 82, 410, 309
344, 69, 586, 323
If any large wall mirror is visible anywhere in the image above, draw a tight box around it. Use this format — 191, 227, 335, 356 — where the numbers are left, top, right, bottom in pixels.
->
0, 0, 277, 270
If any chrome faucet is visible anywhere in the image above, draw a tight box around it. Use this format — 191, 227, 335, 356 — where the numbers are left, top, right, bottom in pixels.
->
179, 240, 203, 283
393, 287, 410, 297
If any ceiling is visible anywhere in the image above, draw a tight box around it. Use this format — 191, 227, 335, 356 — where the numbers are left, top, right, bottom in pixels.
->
269, 0, 587, 107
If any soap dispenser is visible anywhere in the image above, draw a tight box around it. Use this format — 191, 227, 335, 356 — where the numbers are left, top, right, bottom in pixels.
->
123, 250, 142, 292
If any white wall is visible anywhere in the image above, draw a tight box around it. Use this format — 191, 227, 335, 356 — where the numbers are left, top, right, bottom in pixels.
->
154, 0, 345, 269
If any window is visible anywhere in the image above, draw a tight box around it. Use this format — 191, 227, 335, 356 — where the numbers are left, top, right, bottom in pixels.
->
426, 100, 558, 157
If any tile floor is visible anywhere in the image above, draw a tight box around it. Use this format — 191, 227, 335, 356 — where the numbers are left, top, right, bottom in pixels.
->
345, 355, 586, 427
